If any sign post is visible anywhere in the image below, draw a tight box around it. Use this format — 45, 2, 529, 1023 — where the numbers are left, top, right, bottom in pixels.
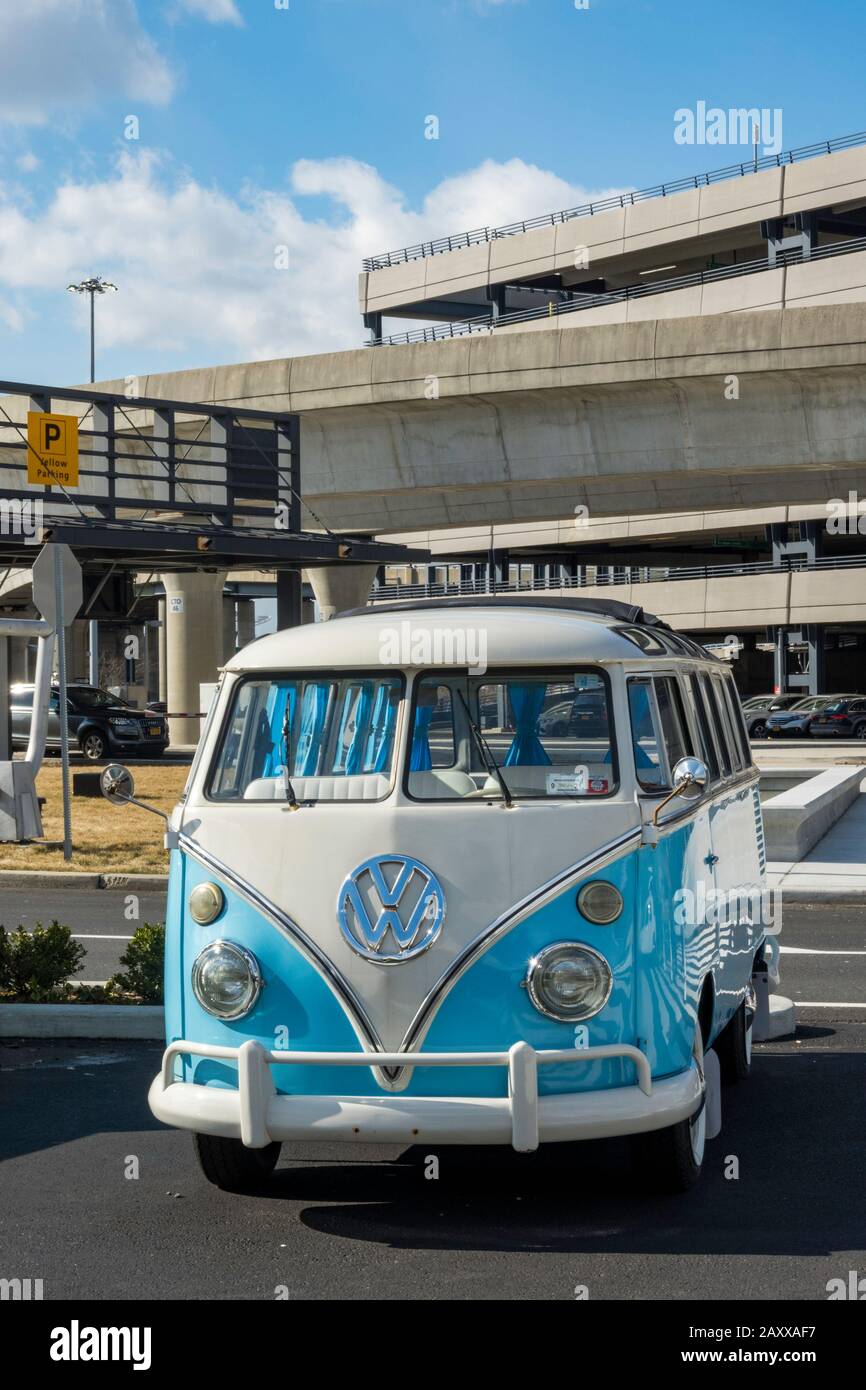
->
32, 545, 83, 862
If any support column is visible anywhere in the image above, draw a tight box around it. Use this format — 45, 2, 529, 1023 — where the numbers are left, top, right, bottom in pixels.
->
157, 597, 167, 705
236, 598, 255, 648
307, 565, 377, 621
160, 572, 224, 748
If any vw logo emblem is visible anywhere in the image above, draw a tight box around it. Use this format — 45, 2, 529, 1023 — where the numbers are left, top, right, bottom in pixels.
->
337, 854, 446, 964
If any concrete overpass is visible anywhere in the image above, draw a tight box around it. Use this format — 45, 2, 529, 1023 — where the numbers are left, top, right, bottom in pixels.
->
79, 302, 866, 532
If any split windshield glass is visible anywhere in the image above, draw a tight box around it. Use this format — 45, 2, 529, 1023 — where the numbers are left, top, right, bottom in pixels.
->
406, 669, 616, 800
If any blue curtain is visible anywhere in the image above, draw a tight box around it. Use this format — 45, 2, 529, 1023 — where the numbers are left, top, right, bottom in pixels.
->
342, 684, 374, 774
410, 704, 433, 771
504, 684, 550, 766
294, 682, 330, 776
262, 682, 295, 778
364, 683, 396, 772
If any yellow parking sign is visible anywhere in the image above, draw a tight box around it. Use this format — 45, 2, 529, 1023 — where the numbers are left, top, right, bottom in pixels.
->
27, 411, 79, 487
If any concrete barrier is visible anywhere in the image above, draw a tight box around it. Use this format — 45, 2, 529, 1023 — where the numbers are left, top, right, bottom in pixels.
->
0, 1004, 164, 1039
762, 766, 864, 862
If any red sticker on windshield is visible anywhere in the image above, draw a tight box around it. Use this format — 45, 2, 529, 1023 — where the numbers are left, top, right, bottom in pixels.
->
587, 777, 608, 794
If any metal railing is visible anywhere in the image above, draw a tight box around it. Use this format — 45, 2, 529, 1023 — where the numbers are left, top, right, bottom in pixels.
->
371, 551, 866, 602
362, 129, 866, 271
369, 231, 866, 347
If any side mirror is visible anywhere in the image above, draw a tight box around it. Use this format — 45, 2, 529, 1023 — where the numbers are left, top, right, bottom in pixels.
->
100, 763, 167, 823
671, 756, 708, 802
653, 756, 708, 827
101, 763, 135, 805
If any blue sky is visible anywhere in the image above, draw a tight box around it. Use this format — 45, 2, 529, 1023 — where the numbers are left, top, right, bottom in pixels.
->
1, 0, 865, 385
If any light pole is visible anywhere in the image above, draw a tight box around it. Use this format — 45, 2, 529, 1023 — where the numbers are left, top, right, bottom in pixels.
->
67, 276, 118, 383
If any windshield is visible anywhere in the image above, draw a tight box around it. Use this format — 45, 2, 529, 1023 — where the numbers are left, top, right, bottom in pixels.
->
70, 687, 132, 709
406, 669, 616, 800
208, 674, 403, 802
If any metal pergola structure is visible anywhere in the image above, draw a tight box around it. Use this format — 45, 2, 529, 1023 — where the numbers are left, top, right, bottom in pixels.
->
0, 379, 428, 623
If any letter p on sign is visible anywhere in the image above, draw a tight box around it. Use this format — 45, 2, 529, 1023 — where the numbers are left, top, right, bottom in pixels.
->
27, 411, 79, 487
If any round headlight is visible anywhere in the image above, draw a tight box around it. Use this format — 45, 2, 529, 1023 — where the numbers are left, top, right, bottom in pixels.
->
189, 881, 224, 925
525, 942, 612, 1022
191, 941, 262, 1020
577, 880, 623, 925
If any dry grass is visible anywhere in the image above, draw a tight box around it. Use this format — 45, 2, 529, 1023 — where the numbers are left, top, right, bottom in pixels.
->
0, 763, 189, 873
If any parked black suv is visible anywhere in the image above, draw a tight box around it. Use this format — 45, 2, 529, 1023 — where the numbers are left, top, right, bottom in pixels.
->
810, 697, 866, 739
11, 683, 169, 761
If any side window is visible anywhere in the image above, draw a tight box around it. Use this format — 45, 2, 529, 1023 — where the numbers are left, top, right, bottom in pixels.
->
700, 673, 731, 776
628, 678, 664, 789
722, 676, 752, 769
687, 672, 720, 782
627, 675, 692, 790
654, 675, 693, 768
709, 674, 741, 774
411, 683, 456, 770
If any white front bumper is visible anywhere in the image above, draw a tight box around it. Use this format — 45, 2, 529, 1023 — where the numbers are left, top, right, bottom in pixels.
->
149, 1039, 703, 1154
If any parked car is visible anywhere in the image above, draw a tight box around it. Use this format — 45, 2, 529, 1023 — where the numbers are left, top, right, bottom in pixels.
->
809, 697, 866, 739
740, 693, 801, 739
538, 691, 609, 738
11, 683, 169, 762
764, 694, 861, 739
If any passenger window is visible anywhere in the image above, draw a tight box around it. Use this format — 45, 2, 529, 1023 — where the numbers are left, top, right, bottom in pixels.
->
699, 674, 729, 776
707, 675, 738, 775
654, 676, 693, 769
628, 675, 693, 791
687, 673, 720, 782
722, 677, 752, 769
410, 683, 455, 770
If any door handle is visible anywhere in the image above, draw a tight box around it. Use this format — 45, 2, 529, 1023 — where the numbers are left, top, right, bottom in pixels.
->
704, 853, 719, 866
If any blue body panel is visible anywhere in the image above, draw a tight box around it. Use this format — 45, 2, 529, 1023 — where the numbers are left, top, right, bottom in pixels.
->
166, 798, 760, 1102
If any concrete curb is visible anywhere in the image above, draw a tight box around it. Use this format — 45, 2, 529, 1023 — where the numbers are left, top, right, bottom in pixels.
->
0, 1003, 164, 1039
770, 884, 866, 904
0, 870, 168, 890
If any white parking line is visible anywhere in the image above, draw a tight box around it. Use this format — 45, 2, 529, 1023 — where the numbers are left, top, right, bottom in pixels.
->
781, 946, 866, 955
796, 1001, 866, 1008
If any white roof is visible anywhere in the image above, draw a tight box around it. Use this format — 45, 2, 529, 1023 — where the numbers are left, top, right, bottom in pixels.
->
225, 603, 662, 672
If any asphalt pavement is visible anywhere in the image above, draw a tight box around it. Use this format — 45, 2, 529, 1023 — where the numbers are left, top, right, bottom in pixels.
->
0, 886, 167, 982
0, 902, 863, 1300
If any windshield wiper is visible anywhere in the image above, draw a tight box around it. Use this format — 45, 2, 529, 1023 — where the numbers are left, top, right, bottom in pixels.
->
281, 703, 300, 810
456, 690, 514, 808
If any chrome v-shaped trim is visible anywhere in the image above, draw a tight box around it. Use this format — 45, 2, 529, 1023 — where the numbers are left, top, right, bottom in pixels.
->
179, 825, 642, 1090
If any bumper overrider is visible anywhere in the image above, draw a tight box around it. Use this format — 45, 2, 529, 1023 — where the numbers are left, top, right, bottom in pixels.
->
149, 1040, 703, 1154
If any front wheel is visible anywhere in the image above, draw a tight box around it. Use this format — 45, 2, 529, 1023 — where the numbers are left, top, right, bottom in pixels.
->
714, 994, 753, 1084
80, 730, 107, 762
750, 720, 767, 739
631, 1025, 706, 1193
192, 1133, 281, 1192
855, 724, 866, 740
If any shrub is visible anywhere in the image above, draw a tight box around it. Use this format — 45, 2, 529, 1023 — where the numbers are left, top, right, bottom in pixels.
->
0, 921, 86, 1001
107, 922, 165, 1004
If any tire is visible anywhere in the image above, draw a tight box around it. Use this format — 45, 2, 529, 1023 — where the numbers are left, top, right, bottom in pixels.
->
750, 720, 767, 740
80, 730, 107, 762
855, 724, 866, 741
631, 1024, 706, 1193
192, 1133, 281, 1192
714, 994, 753, 1084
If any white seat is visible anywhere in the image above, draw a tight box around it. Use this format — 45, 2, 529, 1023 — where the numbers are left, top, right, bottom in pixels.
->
407, 769, 477, 798
243, 773, 389, 801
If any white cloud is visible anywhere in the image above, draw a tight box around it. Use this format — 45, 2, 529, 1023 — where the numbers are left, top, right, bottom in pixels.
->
16, 153, 41, 173
0, 148, 628, 371
0, 0, 174, 126
174, 0, 244, 24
